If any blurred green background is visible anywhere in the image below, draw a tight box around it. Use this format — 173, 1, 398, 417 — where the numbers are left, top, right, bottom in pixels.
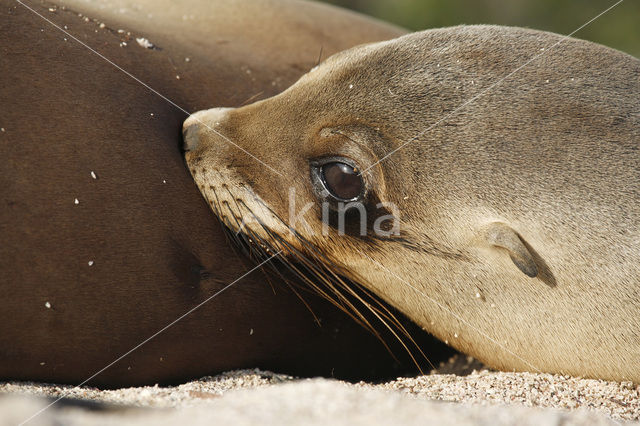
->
319, 0, 639, 58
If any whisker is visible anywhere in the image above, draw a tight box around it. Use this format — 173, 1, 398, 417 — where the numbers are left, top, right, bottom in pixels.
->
315, 45, 324, 68
225, 196, 322, 314
217, 188, 434, 372
239, 91, 265, 107
250, 196, 433, 371
235, 199, 349, 314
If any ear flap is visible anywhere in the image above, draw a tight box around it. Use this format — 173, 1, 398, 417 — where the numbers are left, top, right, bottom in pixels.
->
485, 222, 538, 278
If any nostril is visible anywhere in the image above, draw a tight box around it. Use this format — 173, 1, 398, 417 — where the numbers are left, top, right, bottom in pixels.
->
182, 123, 199, 152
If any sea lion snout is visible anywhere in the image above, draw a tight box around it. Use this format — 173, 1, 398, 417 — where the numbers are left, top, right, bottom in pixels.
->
182, 107, 234, 152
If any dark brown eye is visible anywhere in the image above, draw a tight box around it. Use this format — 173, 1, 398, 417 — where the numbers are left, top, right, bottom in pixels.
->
321, 162, 363, 200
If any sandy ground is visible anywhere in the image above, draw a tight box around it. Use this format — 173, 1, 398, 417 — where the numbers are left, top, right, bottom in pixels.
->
1, 355, 638, 425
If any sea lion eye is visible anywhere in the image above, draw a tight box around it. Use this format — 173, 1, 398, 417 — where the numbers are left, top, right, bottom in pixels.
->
320, 162, 363, 200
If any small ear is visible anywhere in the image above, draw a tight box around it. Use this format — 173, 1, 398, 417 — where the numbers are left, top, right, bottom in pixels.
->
485, 222, 538, 278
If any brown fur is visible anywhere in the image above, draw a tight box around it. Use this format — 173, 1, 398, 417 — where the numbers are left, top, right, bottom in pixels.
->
185, 26, 640, 382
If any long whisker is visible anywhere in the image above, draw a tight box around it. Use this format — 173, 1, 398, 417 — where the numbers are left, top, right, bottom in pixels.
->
223, 186, 285, 294
247, 196, 433, 371
227, 194, 328, 323
290, 233, 430, 371
211, 180, 434, 372
235, 199, 357, 319
207, 174, 245, 250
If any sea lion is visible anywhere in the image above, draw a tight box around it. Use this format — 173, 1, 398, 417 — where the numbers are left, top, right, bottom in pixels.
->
0, 0, 452, 388
183, 25, 640, 382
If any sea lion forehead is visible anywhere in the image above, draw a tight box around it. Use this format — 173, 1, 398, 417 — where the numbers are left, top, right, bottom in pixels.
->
300, 27, 451, 81
294, 38, 396, 86
284, 27, 465, 103
303, 24, 561, 81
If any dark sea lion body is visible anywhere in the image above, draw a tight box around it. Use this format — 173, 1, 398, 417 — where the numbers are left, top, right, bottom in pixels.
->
0, 0, 448, 387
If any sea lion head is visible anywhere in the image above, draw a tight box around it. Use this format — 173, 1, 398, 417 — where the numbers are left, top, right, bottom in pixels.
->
182, 29, 462, 268
183, 25, 640, 381
181, 26, 537, 302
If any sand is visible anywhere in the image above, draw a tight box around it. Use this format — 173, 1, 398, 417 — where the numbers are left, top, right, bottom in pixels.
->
1, 355, 638, 425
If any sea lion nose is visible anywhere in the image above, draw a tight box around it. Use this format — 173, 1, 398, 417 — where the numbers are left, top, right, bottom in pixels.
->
182, 108, 233, 151
182, 117, 200, 152
182, 108, 234, 152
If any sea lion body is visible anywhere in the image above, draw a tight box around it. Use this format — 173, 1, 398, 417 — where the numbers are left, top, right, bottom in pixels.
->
184, 26, 640, 381
0, 0, 443, 387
